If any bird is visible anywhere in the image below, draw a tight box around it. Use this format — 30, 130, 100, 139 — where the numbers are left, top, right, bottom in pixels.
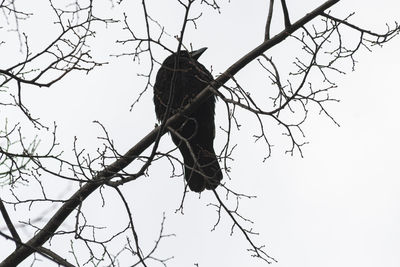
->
153, 48, 222, 192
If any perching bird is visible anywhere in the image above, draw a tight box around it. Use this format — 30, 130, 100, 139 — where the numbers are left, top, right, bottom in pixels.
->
153, 48, 222, 192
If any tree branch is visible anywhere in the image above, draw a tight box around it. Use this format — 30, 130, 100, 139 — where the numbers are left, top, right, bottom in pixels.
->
265, 0, 274, 40
0, 231, 75, 267
280, 0, 291, 28
0, 199, 21, 249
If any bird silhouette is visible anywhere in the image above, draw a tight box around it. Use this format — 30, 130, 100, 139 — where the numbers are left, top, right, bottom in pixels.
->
153, 48, 222, 192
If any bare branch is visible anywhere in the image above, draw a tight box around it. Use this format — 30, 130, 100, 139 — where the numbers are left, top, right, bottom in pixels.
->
0, 199, 21, 249
212, 189, 277, 263
265, 0, 274, 40
280, 0, 291, 28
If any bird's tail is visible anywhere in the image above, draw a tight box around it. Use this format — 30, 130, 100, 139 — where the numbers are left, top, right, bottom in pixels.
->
184, 147, 222, 192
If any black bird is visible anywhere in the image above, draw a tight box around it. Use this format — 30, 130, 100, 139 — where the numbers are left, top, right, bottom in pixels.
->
153, 48, 222, 192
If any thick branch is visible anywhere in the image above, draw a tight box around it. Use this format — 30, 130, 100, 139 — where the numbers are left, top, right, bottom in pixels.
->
280, 0, 291, 28
265, 0, 274, 40
0, 1, 339, 265
0, 231, 75, 267
0, 199, 21, 248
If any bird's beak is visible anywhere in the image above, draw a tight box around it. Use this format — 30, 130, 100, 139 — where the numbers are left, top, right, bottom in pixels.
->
190, 47, 207, 60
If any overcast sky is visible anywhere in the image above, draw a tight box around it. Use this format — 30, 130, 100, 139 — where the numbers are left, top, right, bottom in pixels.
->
1, 1, 400, 266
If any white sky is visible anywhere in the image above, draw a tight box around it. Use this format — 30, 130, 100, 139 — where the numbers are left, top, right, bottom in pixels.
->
1, 1, 400, 266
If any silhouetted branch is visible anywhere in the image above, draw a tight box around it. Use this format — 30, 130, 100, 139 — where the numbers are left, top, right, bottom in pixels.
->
280, 0, 291, 28
0, 231, 75, 267
265, 0, 274, 40
212, 189, 277, 263
113, 187, 147, 267
0, 199, 21, 249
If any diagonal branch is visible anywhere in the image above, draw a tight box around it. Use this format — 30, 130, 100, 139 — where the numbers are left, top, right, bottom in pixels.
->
212, 189, 277, 263
0, 231, 75, 267
113, 187, 147, 267
0, 199, 21, 249
36, 247, 75, 267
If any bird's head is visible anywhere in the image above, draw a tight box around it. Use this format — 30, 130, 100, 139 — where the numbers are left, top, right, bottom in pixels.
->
188, 47, 207, 60
162, 48, 208, 67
